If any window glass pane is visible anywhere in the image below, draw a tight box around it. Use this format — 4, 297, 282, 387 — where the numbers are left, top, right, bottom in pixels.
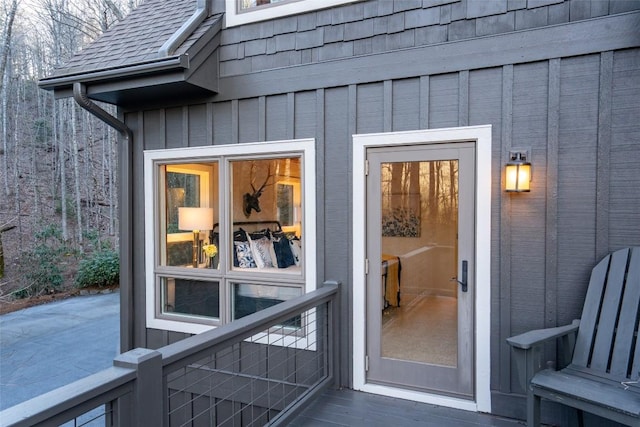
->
239, 0, 293, 11
161, 162, 218, 268
230, 157, 302, 273
232, 283, 301, 327
162, 277, 220, 320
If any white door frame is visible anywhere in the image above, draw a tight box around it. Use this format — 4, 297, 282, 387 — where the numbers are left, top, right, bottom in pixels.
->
352, 125, 492, 413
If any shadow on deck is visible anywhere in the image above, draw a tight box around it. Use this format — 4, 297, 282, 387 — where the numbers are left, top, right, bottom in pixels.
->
290, 389, 524, 427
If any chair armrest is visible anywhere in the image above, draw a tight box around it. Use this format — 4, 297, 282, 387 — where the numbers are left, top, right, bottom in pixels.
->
506, 319, 580, 392
507, 319, 580, 350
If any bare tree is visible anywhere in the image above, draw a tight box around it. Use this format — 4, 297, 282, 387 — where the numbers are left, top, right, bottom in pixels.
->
71, 100, 82, 246
0, 0, 139, 296
0, 0, 18, 86
1, 0, 18, 199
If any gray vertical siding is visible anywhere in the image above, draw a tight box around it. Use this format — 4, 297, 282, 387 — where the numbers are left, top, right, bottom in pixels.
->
121, 1, 640, 421
510, 60, 548, 336
356, 82, 384, 133
557, 54, 602, 326
611, 49, 640, 248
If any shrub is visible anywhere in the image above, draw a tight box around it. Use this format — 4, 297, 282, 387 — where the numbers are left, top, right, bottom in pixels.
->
75, 249, 119, 289
16, 225, 72, 298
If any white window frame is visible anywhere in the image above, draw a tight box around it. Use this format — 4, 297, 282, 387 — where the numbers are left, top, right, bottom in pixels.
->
144, 139, 317, 334
225, 0, 359, 27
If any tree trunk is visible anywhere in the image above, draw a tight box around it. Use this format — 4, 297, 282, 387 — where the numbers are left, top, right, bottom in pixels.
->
71, 101, 83, 246
1, 70, 8, 198
0, 0, 18, 85
0, 0, 17, 199
0, 225, 16, 279
58, 100, 68, 241
0, 234, 4, 278
108, 123, 115, 236
449, 160, 457, 219
409, 161, 420, 217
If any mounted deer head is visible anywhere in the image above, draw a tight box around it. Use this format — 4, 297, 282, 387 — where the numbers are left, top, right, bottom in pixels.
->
243, 164, 273, 217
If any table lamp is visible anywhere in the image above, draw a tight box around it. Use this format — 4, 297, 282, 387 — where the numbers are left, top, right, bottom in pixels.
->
178, 207, 214, 267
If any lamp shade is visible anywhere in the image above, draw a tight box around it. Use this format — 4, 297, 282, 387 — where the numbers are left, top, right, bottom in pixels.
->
505, 154, 531, 192
178, 207, 214, 231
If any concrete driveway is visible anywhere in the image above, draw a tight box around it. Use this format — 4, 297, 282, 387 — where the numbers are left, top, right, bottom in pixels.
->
0, 292, 120, 410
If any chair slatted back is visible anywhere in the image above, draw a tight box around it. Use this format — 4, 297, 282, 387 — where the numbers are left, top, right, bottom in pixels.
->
572, 247, 640, 380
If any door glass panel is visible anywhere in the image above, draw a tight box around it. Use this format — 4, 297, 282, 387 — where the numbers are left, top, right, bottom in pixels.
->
380, 160, 458, 366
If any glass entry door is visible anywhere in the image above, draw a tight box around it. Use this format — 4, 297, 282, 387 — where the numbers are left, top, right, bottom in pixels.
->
365, 143, 475, 399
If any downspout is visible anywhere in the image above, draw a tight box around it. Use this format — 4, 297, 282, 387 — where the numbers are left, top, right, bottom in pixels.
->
73, 83, 131, 138
73, 82, 134, 353
158, 0, 208, 57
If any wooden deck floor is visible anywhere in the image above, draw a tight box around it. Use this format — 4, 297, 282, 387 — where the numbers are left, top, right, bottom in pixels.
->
289, 389, 525, 427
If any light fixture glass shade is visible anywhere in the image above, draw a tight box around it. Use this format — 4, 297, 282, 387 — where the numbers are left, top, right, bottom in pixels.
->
178, 207, 214, 231
505, 161, 531, 192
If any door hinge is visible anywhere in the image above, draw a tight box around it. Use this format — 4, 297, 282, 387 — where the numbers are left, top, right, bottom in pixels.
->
365, 159, 369, 176
365, 355, 369, 372
365, 258, 369, 275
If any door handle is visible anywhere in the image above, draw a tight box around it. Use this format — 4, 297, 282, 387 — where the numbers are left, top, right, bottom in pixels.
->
451, 260, 468, 292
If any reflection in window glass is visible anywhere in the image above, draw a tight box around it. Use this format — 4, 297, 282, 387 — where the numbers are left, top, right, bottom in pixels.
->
380, 160, 459, 366
162, 163, 218, 268
162, 277, 220, 320
166, 172, 200, 233
232, 283, 301, 327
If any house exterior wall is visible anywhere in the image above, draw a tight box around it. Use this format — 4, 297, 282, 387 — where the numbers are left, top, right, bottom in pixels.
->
120, 0, 640, 422
216, 0, 639, 77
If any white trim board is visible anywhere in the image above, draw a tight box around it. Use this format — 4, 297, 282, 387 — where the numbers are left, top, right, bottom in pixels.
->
352, 125, 492, 413
225, 0, 359, 27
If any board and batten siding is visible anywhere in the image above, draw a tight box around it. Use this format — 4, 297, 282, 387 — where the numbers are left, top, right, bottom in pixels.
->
120, 7, 640, 422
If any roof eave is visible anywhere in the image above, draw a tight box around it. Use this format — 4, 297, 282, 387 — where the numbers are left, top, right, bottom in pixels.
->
38, 55, 190, 93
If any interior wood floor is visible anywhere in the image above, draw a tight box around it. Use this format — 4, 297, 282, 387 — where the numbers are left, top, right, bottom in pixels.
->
381, 293, 457, 366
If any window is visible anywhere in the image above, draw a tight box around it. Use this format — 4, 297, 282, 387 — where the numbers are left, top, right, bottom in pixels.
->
144, 139, 316, 334
225, 0, 358, 27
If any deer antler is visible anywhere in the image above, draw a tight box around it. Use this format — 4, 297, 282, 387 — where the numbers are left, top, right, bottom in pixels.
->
243, 163, 274, 217
252, 164, 273, 196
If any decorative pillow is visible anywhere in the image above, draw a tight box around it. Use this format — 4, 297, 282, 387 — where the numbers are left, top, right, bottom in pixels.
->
272, 233, 295, 268
268, 240, 278, 268
232, 229, 249, 267
234, 241, 256, 268
289, 238, 302, 266
250, 236, 274, 268
248, 228, 270, 240
234, 229, 249, 241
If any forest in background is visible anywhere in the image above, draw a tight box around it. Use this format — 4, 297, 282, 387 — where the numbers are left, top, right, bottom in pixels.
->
0, 0, 143, 308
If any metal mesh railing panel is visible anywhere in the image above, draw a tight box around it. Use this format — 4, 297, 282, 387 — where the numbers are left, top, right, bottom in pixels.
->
166, 304, 329, 427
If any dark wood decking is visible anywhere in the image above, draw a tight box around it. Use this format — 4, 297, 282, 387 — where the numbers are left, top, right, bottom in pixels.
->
289, 389, 525, 427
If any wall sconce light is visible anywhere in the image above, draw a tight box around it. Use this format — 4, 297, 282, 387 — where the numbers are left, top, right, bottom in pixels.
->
505, 150, 531, 192
178, 207, 214, 267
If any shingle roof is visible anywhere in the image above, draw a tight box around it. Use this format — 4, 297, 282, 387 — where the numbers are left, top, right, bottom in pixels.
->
48, 0, 217, 78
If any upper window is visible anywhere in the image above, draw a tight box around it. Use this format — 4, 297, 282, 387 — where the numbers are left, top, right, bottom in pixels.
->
226, 0, 358, 27
144, 139, 316, 334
